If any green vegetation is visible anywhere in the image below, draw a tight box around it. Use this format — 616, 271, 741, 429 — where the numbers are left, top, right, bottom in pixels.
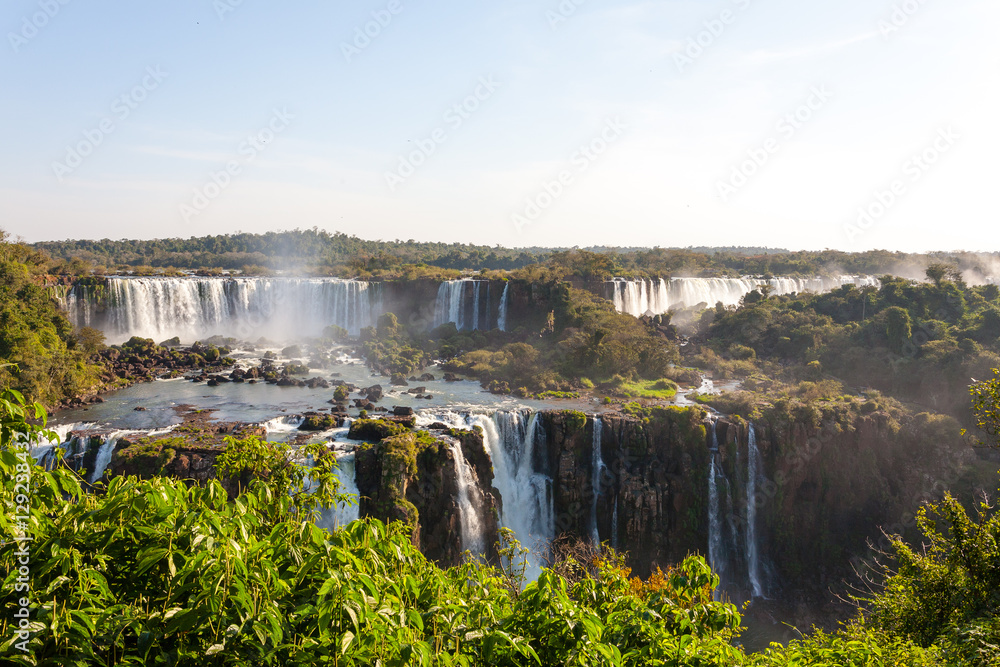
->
347, 417, 411, 443
0, 231, 102, 406
3, 376, 1000, 664
33, 229, 547, 276
606, 377, 679, 400
692, 270, 1000, 421
444, 285, 679, 394
37, 228, 1000, 283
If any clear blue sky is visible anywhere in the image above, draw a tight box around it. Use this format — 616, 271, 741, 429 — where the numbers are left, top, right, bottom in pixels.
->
1, 0, 996, 251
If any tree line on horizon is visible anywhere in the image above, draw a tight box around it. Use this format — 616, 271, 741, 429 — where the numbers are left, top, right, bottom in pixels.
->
30, 228, 1000, 281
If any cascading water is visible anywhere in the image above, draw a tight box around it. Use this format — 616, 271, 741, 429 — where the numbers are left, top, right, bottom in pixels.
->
61, 277, 383, 343
471, 282, 482, 331
434, 280, 467, 330
746, 423, 765, 598
611, 499, 619, 551
707, 421, 727, 593
473, 410, 554, 578
451, 443, 486, 554
29, 422, 90, 469
433, 280, 500, 331
590, 417, 605, 546
497, 283, 509, 332
316, 451, 360, 531
609, 276, 880, 317
89, 431, 130, 483
260, 415, 306, 440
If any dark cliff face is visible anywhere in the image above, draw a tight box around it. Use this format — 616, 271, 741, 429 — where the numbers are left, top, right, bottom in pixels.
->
537, 408, 710, 577
351, 427, 501, 568
381, 279, 515, 332
751, 409, 980, 591
535, 405, 983, 601
85, 402, 986, 603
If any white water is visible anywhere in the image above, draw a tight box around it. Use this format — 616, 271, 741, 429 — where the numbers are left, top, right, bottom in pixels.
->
89, 430, 131, 483
312, 450, 360, 531
29, 422, 90, 469
433, 280, 500, 331
707, 421, 726, 592
611, 497, 619, 551
451, 442, 486, 554
497, 283, 509, 332
473, 410, 554, 578
63, 277, 383, 343
260, 415, 306, 439
609, 276, 880, 316
590, 417, 605, 546
746, 423, 765, 598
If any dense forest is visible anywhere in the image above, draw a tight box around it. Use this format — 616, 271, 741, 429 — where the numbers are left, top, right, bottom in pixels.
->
690, 268, 1000, 422
0, 231, 102, 407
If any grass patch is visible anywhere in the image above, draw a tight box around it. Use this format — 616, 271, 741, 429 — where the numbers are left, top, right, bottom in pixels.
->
613, 378, 679, 400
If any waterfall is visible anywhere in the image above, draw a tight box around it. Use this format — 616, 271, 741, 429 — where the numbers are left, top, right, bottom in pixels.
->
497, 283, 509, 331
61, 277, 383, 343
451, 443, 486, 555
434, 280, 466, 330
260, 415, 306, 439
590, 417, 605, 546
471, 282, 481, 331
609, 276, 880, 317
89, 431, 130, 483
611, 497, 619, 551
746, 423, 764, 598
29, 422, 89, 469
707, 421, 726, 592
434, 280, 495, 331
63, 284, 93, 328
313, 451, 360, 531
473, 410, 554, 578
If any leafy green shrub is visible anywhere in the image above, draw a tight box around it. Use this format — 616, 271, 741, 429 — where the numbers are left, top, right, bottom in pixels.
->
347, 417, 409, 442
564, 410, 587, 432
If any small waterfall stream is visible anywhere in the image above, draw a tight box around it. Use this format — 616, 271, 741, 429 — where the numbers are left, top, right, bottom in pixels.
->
746, 423, 765, 598
451, 443, 486, 554
708, 418, 769, 599
590, 417, 605, 546
313, 450, 360, 532
707, 421, 727, 593
497, 283, 509, 331
89, 431, 130, 483
471, 282, 482, 331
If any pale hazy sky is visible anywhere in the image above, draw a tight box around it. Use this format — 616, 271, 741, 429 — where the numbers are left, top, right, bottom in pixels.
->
2, 0, 997, 252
